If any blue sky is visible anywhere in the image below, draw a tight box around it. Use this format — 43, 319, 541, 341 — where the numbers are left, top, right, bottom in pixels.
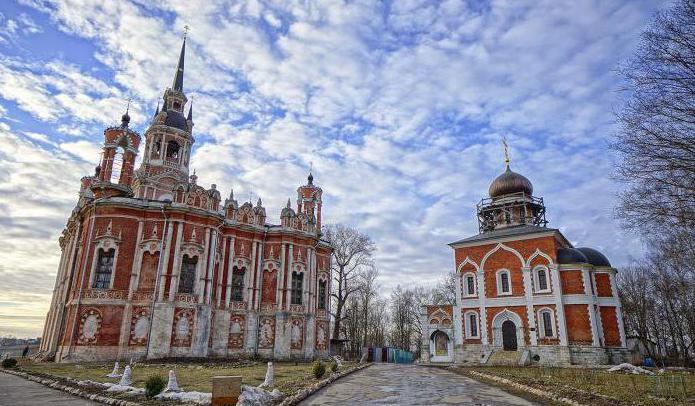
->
0, 0, 667, 337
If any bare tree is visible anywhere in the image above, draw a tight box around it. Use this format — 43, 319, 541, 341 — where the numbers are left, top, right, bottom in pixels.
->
388, 285, 429, 353
613, 0, 695, 230
431, 272, 458, 305
324, 224, 376, 340
618, 226, 695, 366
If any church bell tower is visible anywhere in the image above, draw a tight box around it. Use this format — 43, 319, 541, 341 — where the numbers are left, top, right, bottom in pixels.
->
132, 33, 195, 201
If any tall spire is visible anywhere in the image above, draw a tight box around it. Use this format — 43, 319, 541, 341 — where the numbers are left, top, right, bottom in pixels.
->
172, 27, 188, 92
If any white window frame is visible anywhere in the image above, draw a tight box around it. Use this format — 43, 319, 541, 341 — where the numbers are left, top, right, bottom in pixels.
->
496, 269, 512, 296
462, 272, 477, 297
537, 307, 557, 338
464, 311, 480, 339
533, 265, 551, 293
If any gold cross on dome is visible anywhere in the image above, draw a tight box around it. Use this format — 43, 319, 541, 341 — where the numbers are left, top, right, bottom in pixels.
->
502, 137, 510, 169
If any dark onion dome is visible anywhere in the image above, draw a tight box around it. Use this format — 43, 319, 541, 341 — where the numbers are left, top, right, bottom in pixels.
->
164, 110, 189, 131
557, 247, 589, 264
577, 247, 611, 267
488, 166, 533, 198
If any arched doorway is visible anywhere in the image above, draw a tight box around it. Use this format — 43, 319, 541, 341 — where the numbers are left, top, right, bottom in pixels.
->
429, 330, 452, 362
502, 320, 517, 350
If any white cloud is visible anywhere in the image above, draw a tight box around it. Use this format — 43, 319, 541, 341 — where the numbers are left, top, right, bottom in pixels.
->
0, 0, 669, 336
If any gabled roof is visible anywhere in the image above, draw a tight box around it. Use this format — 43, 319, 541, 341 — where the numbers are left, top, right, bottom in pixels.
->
449, 225, 564, 247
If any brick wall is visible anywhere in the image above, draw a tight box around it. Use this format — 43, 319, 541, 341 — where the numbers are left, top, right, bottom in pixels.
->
600, 306, 621, 347
595, 273, 613, 297
564, 304, 592, 345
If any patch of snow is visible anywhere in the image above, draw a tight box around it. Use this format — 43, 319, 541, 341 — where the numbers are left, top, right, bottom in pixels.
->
104, 383, 145, 395
607, 363, 655, 375
237, 385, 283, 406
156, 390, 212, 405
332, 356, 344, 368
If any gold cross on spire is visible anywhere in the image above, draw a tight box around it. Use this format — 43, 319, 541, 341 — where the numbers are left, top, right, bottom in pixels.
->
183, 25, 190, 40
502, 137, 510, 169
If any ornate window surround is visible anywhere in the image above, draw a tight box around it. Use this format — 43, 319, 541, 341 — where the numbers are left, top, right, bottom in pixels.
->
533, 265, 551, 294
464, 310, 480, 338
231, 257, 251, 303
496, 269, 512, 296
462, 272, 477, 297
90, 221, 121, 290
178, 237, 204, 297
537, 307, 557, 338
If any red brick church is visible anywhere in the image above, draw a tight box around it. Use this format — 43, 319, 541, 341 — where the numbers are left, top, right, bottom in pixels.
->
422, 150, 627, 366
39, 36, 332, 362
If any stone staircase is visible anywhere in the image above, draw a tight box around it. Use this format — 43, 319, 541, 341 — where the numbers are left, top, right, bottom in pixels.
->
486, 350, 523, 366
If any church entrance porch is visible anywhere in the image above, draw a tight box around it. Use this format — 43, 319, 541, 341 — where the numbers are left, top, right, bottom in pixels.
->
491, 309, 525, 351
502, 320, 518, 351
429, 330, 453, 363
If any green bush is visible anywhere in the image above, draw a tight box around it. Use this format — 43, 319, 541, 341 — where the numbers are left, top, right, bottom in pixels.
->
312, 361, 326, 379
2, 358, 17, 368
330, 361, 338, 373
144, 375, 166, 398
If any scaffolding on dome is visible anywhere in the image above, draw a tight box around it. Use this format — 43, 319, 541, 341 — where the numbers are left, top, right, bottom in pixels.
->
477, 191, 548, 233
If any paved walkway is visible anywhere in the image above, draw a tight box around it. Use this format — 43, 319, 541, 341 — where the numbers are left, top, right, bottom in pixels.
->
300, 363, 539, 405
0, 371, 97, 405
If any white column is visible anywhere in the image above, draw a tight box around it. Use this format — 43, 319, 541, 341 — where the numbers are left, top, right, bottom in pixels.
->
453, 272, 463, 347
128, 220, 145, 299
168, 221, 184, 301
247, 241, 257, 310
197, 228, 211, 304
205, 229, 218, 305
216, 235, 227, 308
254, 241, 264, 310
286, 244, 294, 311
224, 237, 235, 308
477, 270, 488, 345
551, 265, 568, 346
608, 270, 626, 346
158, 220, 174, 302
276, 244, 286, 306
522, 266, 537, 346
583, 268, 601, 346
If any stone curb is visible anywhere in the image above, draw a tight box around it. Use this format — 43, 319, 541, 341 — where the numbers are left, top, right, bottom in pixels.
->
467, 370, 585, 406
278, 363, 372, 406
0, 368, 140, 406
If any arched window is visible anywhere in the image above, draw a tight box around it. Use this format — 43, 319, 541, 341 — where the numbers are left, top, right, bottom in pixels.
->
110, 146, 125, 183
318, 279, 327, 310
496, 269, 512, 295
151, 137, 162, 159
231, 266, 245, 302
178, 255, 197, 294
464, 311, 479, 338
166, 140, 180, 159
534, 266, 550, 293
93, 248, 115, 289
538, 308, 556, 338
462, 272, 476, 297
290, 272, 303, 305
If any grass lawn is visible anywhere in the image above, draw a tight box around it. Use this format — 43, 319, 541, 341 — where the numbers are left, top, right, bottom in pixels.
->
451, 365, 695, 406
19, 359, 348, 397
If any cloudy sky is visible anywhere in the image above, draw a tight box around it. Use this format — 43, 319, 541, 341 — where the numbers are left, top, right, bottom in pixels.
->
0, 0, 666, 338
